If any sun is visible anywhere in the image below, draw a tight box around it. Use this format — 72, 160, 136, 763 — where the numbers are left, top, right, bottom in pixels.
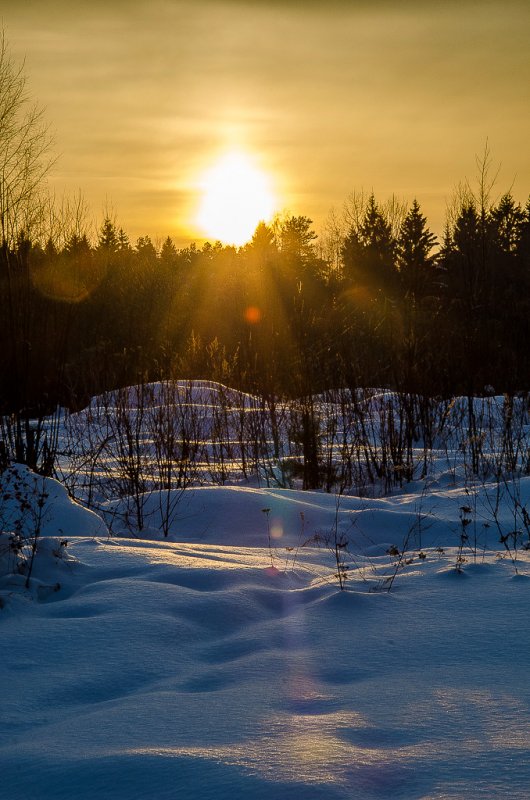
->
195, 151, 276, 246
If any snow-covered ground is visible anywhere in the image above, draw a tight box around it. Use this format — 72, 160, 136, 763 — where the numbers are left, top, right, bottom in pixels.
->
1, 384, 530, 799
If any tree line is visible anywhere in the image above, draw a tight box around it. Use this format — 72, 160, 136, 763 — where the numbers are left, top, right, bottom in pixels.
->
2, 186, 530, 415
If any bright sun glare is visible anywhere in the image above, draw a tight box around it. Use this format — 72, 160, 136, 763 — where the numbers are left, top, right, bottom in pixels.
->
196, 152, 276, 246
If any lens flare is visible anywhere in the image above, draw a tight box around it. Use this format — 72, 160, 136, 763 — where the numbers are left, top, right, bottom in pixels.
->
244, 305, 262, 324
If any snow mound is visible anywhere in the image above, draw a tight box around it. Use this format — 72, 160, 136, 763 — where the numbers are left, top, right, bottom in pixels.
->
1, 537, 529, 799
0, 464, 108, 539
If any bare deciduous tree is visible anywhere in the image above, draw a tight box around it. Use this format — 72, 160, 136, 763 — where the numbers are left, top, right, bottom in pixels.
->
0, 29, 56, 472
0, 29, 53, 246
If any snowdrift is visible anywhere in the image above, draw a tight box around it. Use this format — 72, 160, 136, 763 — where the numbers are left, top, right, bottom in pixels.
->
2, 381, 530, 798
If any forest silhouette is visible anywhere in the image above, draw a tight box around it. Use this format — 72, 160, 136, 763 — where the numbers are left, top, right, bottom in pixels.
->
2, 186, 530, 416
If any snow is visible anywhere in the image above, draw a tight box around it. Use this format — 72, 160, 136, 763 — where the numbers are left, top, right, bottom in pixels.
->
1, 384, 530, 799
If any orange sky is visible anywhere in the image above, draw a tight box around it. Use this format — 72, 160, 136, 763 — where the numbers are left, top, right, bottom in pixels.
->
3, 0, 529, 246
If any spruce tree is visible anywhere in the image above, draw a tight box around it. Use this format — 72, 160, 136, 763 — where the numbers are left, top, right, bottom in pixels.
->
396, 199, 437, 298
341, 194, 397, 295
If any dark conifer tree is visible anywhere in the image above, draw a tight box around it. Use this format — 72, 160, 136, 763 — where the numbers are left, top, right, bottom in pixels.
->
396, 199, 437, 299
117, 227, 132, 253
160, 236, 178, 267
341, 194, 397, 295
444, 202, 482, 310
97, 217, 119, 255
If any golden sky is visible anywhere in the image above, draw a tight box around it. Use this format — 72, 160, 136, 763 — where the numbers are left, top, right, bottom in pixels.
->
3, 0, 529, 245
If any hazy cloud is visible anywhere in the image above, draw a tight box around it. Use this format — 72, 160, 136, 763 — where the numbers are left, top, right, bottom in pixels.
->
1, 0, 528, 244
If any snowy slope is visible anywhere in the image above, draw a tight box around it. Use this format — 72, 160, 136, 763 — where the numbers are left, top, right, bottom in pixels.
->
1, 535, 529, 799
2, 384, 530, 799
